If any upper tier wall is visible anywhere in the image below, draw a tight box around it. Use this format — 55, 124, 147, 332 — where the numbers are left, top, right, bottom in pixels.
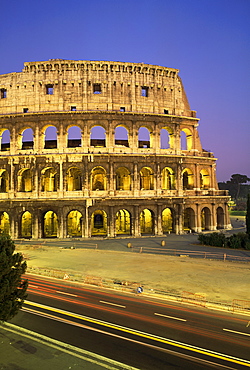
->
0, 60, 195, 117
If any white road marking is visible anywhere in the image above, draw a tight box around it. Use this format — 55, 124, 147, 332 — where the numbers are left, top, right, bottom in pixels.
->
154, 312, 187, 322
56, 291, 78, 297
99, 300, 126, 308
223, 328, 250, 337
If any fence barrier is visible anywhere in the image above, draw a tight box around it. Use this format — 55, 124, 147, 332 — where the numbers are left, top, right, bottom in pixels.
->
181, 291, 207, 307
232, 299, 250, 313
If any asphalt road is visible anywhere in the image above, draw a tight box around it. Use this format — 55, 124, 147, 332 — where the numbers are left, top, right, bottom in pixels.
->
11, 275, 250, 370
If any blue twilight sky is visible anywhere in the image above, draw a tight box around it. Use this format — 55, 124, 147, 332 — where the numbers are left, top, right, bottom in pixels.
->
1, 0, 249, 182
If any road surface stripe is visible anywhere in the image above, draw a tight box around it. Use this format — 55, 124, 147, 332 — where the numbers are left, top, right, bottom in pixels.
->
28, 285, 38, 288
56, 291, 78, 297
23, 300, 250, 368
223, 328, 250, 337
99, 300, 126, 308
154, 312, 186, 322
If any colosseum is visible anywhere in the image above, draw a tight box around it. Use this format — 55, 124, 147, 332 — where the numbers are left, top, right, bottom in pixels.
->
0, 59, 231, 239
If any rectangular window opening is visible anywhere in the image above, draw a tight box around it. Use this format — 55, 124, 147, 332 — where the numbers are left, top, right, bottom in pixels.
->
164, 109, 169, 114
46, 84, 54, 95
141, 86, 148, 97
93, 83, 101, 94
23, 108, 29, 113
1, 89, 7, 99
71, 106, 77, 111
120, 107, 125, 112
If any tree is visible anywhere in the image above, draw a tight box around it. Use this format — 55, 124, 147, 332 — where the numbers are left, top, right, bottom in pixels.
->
247, 193, 250, 238
230, 174, 250, 200
0, 234, 28, 321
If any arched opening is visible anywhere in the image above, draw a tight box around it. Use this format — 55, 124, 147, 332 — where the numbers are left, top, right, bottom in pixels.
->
0, 212, 10, 235
67, 210, 83, 237
115, 167, 131, 190
140, 209, 154, 234
21, 128, 34, 150
162, 167, 175, 190
18, 169, 32, 192
140, 167, 154, 190
67, 126, 82, 148
0, 129, 10, 151
217, 207, 224, 229
200, 169, 210, 189
115, 209, 131, 235
181, 128, 192, 151
0, 169, 9, 192
184, 208, 195, 232
41, 167, 58, 192
115, 126, 129, 147
21, 211, 32, 238
91, 167, 106, 191
138, 127, 150, 148
182, 168, 194, 190
66, 167, 82, 191
162, 208, 173, 233
201, 207, 211, 230
160, 127, 174, 149
90, 126, 106, 147
43, 211, 58, 238
91, 210, 107, 236
44, 126, 57, 149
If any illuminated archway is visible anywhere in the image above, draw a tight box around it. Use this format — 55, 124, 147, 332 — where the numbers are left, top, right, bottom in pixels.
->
20, 128, 34, 150
0, 169, 9, 192
91, 167, 106, 191
66, 167, 82, 191
115, 209, 131, 235
67, 210, 82, 237
201, 207, 211, 230
161, 167, 175, 190
0, 212, 10, 235
115, 126, 129, 147
44, 126, 57, 149
21, 211, 32, 238
41, 167, 58, 192
67, 126, 82, 148
162, 208, 173, 233
140, 167, 154, 190
90, 126, 106, 147
160, 127, 174, 149
18, 168, 32, 192
91, 210, 107, 236
115, 167, 131, 190
138, 127, 151, 148
181, 128, 192, 151
200, 169, 210, 189
182, 168, 194, 190
43, 211, 58, 238
140, 209, 154, 234
0, 129, 10, 151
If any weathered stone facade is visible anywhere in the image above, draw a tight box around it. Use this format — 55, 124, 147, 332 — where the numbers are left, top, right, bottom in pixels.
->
0, 59, 230, 238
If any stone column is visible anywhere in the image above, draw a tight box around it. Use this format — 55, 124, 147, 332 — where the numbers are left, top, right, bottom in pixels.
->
133, 205, 140, 237
211, 203, 217, 231
32, 211, 39, 239
157, 204, 163, 236
196, 203, 202, 233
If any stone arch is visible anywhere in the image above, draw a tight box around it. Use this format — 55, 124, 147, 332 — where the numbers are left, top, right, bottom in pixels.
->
18, 168, 32, 192
181, 128, 192, 151
115, 209, 131, 235
140, 208, 154, 234
138, 126, 151, 148
21, 211, 32, 238
200, 169, 210, 189
66, 167, 82, 191
67, 210, 83, 237
44, 126, 58, 149
115, 167, 131, 190
114, 126, 129, 147
67, 126, 82, 148
182, 168, 194, 190
0, 211, 10, 235
162, 208, 173, 233
161, 167, 175, 190
41, 167, 58, 192
183, 207, 195, 232
91, 166, 107, 191
90, 126, 106, 147
91, 209, 107, 236
0, 169, 9, 192
0, 129, 10, 151
140, 167, 154, 190
201, 207, 211, 230
19, 128, 34, 150
43, 210, 58, 238
160, 127, 174, 149
217, 207, 224, 229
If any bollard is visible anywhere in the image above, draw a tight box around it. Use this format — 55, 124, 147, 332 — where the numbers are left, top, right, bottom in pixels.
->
127, 242, 132, 248
161, 240, 165, 247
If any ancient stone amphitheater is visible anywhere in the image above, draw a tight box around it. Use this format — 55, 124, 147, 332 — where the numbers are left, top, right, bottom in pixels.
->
0, 59, 230, 239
